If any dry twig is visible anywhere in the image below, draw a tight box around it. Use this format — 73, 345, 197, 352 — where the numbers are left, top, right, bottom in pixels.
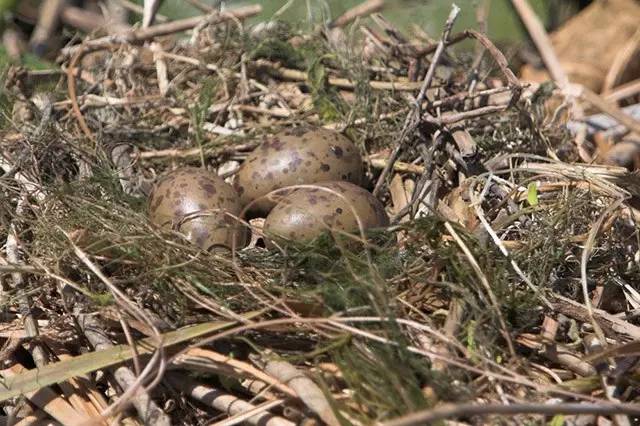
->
373, 4, 460, 196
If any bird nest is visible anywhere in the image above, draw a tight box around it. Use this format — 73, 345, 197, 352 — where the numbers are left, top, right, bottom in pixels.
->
1, 3, 639, 425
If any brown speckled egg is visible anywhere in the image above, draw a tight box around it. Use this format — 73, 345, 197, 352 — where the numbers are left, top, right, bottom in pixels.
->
263, 181, 389, 244
148, 167, 246, 250
234, 126, 364, 215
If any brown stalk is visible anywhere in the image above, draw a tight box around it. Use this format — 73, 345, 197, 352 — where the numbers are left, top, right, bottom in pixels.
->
66, 47, 95, 142
579, 88, 640, 136
176, 348, 297, 397
29, 0, 66, 53
78, 315, 171, 425
517, 334, 596, 377
372, 4, 461, 196
133, 5, 262, 41
259, 358, 340, 426
382, 401, 640, 426
165, 373, 293, 426
510, 0, 569, 86
604, 78, 640, 103
2, 364, 90, 425
256, 59, 425, 91
6, 198, 49, 370
602, 27, 640, 93
60, 6, 129, 34
61, 5, 262, 56
330, 0, 385, 28
411, 31, 467, 57
423, 103, 509, 126
551, 294, 640, 341
464, 29, 522, 105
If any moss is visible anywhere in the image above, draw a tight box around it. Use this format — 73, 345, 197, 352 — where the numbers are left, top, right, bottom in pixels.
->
0, 44, 54, 70
90, 292, 115, 306
330, 342, 430, 421
308, 57, 347, 122
270, 229, 400, 313
251, 38, 306, 69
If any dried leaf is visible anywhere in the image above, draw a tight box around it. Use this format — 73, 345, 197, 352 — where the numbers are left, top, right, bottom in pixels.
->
0, 314, 258, 401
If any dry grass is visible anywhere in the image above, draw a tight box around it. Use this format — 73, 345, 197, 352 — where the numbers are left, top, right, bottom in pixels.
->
0, 3, 639, 425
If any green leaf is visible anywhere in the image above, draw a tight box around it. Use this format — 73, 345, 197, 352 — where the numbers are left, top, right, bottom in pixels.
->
558, 376, 600, 393
0, 311, 261, 401
308, 58, 327, 91
527, 182, 538, 207
307, 56, 344, 122
548, 415, 564, 426
465, 320, 478, 361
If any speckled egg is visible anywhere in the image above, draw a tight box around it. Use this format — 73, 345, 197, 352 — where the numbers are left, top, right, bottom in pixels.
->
234, 126, 364, 215
263, 181, 389, 244
148, 167, 246, 250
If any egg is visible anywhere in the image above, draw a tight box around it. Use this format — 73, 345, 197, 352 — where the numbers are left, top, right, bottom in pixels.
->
234, 126, 364, 215
263, 181, 389, 245
148, 167, 246, 250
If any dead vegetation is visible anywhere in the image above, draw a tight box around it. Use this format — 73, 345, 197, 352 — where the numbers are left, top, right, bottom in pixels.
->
0, 0, 640, 425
